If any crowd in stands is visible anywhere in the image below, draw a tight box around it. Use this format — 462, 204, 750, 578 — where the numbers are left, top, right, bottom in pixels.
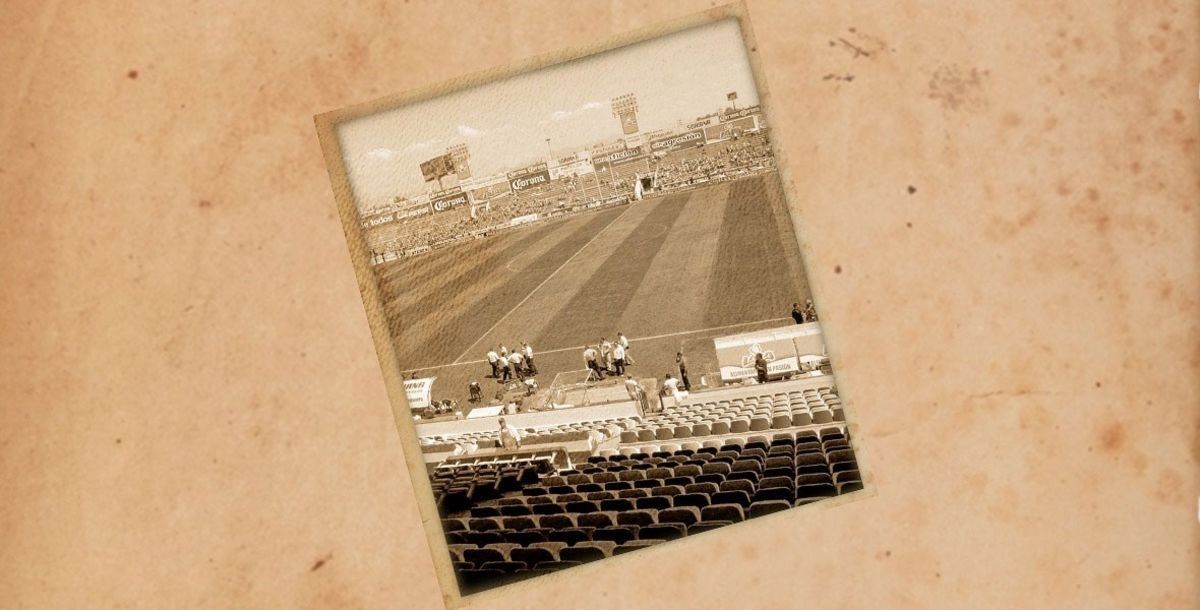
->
372, 130, 775, 258
655, 133, 773, 190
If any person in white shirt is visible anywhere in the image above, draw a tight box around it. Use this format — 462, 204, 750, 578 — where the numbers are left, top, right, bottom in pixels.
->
508, 351, 525, 380
498, 354, 511, 381
612, 342, 626, 375
486, 348, 499, 378
499, 418, 521, 450
499, 345, 509, 357
662, 373, 687, 405
522, 341, 537, 375
617, 332, 633, 365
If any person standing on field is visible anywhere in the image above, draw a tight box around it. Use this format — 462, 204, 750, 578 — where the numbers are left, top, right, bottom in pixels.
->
508, 350, 525, 381
584, 346, 601, 379
487, 348, 499, 378
522, 341, 537, 376
612, 342, 626, 376
676, 352, 691, 392
498, 353, 512, 382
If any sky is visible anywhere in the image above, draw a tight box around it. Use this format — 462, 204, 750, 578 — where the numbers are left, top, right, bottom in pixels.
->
337, 18, 761, 213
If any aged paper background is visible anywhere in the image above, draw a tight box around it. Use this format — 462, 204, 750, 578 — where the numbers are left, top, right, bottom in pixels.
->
3, 1, 1198, 608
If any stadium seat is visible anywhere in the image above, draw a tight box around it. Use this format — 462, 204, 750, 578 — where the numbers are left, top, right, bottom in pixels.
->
730, 419, 750, 433
578, 513, 614, 529
795, 483, 837, 499
701, 503, 745, 524
838, 480, 864, 494
771, 414, 793, 429
560, 545, 606, 563
685, 482, 719, 495
464, 548, 506, 565
659, 506, 701, 527
834, 470, 861, 485
691, 423, 711, 437
674, 493, 711, 509
686, 522, 730, 535
600, 498, 635, 512
759, 476, 794, 491
617, 510, 656, 528
655, 427, 674, 440
441, 519, 466, 533
795, 473, 833, 487
748, 500, 792, 519
712, 490, 752, 509
613, 540, 661, 555
547, 528, 591, 546
507, 530, 548, 546
635, 496, 671, 511
593, 526, 638, 545
752, 487, 793, 503
638, 523, 686, 541
502, 517, 536, 531
469, 518, 502, 532
576, 540, 617, 557
469, 506, 501, 519
791, 412, 813, 427
711, 421, 731, 435
511, 547, 557, 567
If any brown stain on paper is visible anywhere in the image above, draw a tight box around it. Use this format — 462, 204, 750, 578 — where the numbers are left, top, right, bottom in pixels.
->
2, 1, 1199, 609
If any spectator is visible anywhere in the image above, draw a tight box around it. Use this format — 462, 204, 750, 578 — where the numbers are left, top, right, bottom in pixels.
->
624, 375, 641, 401
662, 373, 687, 406
791, 302, 804, 324
676, 352, 691, 391
803, 298, 818, 322
499, 418, 521, 450
468, 380, 482, 402
755, 353, 769, 383
486, 348, 499, 378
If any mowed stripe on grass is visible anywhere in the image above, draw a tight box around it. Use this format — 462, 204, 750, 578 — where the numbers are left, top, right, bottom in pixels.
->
454, 196, 662, 359
702, 175, 805, 326
391, 209, 625, 368
534, 193, 691, 348
614, 182, 731, 337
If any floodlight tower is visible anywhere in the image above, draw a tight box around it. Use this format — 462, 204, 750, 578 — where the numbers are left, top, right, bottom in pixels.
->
447, 143, 471, 180
611, 93, 640, 135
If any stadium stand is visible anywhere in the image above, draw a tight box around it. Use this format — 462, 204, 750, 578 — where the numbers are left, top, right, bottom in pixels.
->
425, 379, 862, 593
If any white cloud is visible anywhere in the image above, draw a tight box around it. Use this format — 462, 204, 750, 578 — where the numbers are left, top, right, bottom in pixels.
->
457, 124, 484, 138
548, 101, 606, 123
402, 138, 442, 154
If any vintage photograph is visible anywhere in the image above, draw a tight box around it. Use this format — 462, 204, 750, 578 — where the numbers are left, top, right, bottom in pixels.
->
321, 11, 865, 598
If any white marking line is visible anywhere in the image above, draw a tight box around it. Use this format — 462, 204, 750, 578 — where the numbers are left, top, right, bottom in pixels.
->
450, 204, 638, 364
415, 317, 792, 372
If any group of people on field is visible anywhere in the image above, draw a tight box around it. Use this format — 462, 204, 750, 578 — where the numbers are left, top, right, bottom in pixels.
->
582, 333, 633, 379
485, 343, 538, 383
